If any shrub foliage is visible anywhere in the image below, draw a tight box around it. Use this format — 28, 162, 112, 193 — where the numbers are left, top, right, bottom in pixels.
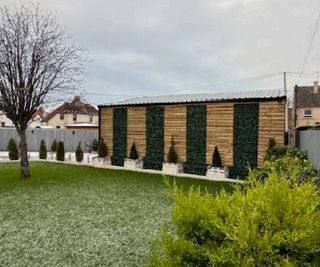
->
39, 140, 47, 159
75, 142, 84, 162
147, 150, 320, 266
98, 139, 108, 157
129, 142, 138, 160
56, 141, 65, 161
8, 138, 18, 160
167, 137, 178, 163
211, 146, 222, 167
51, 139, 58, 152
92, 139, 98, 151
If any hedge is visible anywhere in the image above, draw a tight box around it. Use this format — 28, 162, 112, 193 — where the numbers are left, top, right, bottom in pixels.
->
231, 103, 259, 178
184, 105, 207, 175
112, 108, 127, 166
144, 107, 164, 170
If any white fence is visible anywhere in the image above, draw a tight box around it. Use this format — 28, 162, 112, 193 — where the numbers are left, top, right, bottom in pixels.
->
0, 128, 98, 152
297, 129, 320, 170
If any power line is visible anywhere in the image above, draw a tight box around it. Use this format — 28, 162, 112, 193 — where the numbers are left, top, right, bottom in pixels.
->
169, 72, 283, 93
298, 12, 320, 80
82, 71, 320, 99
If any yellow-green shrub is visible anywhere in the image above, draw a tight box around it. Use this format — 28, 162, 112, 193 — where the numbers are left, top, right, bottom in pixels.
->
147, 161, 320, 266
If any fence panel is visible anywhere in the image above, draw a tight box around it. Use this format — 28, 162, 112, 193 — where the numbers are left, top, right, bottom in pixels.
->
297, 130, 320, 170
0, 128, 98, 152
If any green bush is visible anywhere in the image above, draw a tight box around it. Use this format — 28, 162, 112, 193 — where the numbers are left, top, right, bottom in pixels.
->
129, 142, 138, 160
51, 139, 58, 152
75, 142, 84, 162
92, 139, 98, 151
167, 137, 178, 163
56, 141, 65, 161
39, 140, 47, 159
8, 138, 18, 160
147, 156, 320, 266
98, 139, 107, 157
211, 146, 222, 167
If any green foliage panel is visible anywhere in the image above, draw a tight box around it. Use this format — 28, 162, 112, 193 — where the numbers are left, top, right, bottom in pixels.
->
184, 105, 207, 175
144, 107, 164, 170
112, 108, 127, 166
231, 103, 259, 178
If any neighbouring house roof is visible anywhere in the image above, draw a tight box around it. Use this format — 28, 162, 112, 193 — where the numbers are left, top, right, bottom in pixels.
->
295, 85, 320, 108
99, 89, 286, 107
43, 96, 98, 122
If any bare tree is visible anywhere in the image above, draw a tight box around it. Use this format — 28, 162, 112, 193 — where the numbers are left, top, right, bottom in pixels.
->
0, 5, 83, 178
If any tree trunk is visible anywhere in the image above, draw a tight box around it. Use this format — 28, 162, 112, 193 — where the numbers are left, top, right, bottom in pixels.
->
19, 130, 30, 178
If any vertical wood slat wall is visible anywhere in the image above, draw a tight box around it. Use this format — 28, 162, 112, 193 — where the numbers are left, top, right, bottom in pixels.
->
206, 103, 234, 166
100, 108, 113, 155
258, 101, 285, 166
127, 107, 146, 158
164, 105, 187, 162
100, 100, 285, 168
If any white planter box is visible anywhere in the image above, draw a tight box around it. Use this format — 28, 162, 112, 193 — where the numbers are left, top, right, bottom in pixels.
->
124, 158, 143, 170
206, 166, 229, 179
162, 162, 183, 176
92, 156, 111, 167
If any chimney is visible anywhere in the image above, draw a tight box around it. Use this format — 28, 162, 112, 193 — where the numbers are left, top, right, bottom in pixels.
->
313, 81, 319, 94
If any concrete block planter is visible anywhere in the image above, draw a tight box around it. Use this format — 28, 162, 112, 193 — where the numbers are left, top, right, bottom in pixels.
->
124, 158, 143, 170
92, 156, 111, 167
206, 166, 229, 179
162, 162, 183, 176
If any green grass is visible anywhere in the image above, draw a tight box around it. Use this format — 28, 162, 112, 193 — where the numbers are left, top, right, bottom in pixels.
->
0, 162, 233, 266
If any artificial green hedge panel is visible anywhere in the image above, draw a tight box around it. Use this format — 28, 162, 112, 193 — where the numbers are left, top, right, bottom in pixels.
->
184, 105, 207, 175
112, 108, 127, 166
144, 107, 164, 170
231, 103, 259, 179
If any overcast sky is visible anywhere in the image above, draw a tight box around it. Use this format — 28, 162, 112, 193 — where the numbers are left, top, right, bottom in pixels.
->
1, 0, 320, 105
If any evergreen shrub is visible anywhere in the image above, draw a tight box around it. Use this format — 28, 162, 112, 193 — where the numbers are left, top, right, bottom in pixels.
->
211, 146, 222, 167
8, 138, 18, 160
39, 140, 47, 159
167, 137, 178, 163
56, 141, 65, 161
147, 153, 320, 266
129, 142, 138, 160
75, 142, 84, 162
92, 139, 98, 151
98, 139, 107, 157
51, 139, 58, 152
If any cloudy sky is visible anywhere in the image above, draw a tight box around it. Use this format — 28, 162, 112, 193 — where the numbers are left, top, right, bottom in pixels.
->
2, 0, 320, 105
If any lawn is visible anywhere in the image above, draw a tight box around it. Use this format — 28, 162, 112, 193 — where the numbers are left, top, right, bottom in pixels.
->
0, 162, 233, 266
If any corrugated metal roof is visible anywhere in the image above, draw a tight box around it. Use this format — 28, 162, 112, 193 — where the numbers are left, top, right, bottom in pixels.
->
100, 89, 286, 107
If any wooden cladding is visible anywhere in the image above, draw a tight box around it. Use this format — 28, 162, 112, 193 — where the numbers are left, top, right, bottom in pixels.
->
100, 108, 113, 155
127, 107, 146, 158
164, 106, 187, 161
258, 101, 285, 166
206, 103, 234, 166
99, 100, 285, 171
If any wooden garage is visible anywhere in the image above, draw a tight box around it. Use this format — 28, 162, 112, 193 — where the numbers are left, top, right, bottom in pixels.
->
98, 89, 286, 178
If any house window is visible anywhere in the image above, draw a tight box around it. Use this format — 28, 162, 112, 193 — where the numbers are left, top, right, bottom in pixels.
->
1, 122, 5, 127
73, 114, 77, 121
60, 113, 64, 120
304, 109, 312, 118
89, 115, 93, 123
56, 126, 60, 129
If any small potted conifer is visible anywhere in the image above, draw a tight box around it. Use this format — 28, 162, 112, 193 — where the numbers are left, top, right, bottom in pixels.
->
39, 140, 47, 160
206, 146, 229, 179
162, 137, 183, 175
124, 142, 143, 170
75, 142, 84, 163
92, 139, 111, 167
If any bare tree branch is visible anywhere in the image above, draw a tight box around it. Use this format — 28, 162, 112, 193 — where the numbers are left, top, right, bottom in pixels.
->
0, 4, 83, 178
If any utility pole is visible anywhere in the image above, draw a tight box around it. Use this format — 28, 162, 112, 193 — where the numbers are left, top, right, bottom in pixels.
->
284, 72, 289, 144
